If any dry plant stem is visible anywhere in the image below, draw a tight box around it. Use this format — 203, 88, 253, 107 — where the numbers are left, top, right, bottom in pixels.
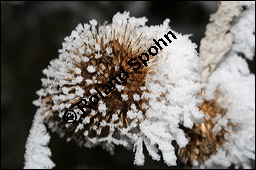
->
199, 1, 243, 83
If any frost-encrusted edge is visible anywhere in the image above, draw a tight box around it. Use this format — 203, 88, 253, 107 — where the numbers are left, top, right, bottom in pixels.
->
24, 108, 55, 169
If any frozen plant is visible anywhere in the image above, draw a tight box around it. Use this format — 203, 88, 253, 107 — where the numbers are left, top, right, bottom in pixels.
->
24, 11, 203, 168
177, 1, 255, 168
199, 1, 255, 168
24, 2, 255, 168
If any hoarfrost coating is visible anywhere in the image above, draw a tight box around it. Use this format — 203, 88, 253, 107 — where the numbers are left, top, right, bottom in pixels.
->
25, 3, 255, 167
25, 11, 203, 167
24, 108, 55, 169
199, 1, 255, 168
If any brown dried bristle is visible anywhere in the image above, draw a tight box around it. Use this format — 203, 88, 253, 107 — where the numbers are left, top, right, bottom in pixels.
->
177, 98, 229, 165
42, 23, 156, 142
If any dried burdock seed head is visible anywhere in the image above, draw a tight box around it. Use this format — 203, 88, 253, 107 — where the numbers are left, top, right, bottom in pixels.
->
38, 13, 155, 147
177, 94, 229, 166
33, 11, 203, 166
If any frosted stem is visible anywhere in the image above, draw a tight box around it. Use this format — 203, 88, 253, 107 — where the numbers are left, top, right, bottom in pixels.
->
24, 108, 55, 169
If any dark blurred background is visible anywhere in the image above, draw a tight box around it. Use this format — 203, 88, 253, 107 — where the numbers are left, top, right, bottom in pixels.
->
1, 1, 255, 169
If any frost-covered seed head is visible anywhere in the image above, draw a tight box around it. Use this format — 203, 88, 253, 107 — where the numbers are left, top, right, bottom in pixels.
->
38, 13, 155, 142
177, 96, 229, 165
34, 11, 202, 166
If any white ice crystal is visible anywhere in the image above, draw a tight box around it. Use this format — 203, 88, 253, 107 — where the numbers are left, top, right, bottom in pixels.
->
87, 65, 96, 73
199, 1, 255, 168
121, 94, 129, 101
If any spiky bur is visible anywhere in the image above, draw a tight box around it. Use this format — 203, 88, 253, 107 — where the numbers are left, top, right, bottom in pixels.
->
35, 16, 156, 147
177, 96, 229, 166
33, 12, 203, 166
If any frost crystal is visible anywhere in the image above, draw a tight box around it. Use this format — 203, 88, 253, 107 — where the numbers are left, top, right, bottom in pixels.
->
87, 65, 96, 73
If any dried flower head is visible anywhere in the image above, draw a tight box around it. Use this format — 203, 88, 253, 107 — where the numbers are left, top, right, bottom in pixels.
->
198, 55, 255, 168
177, 93, 229, 166
32, 11, 202, 166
